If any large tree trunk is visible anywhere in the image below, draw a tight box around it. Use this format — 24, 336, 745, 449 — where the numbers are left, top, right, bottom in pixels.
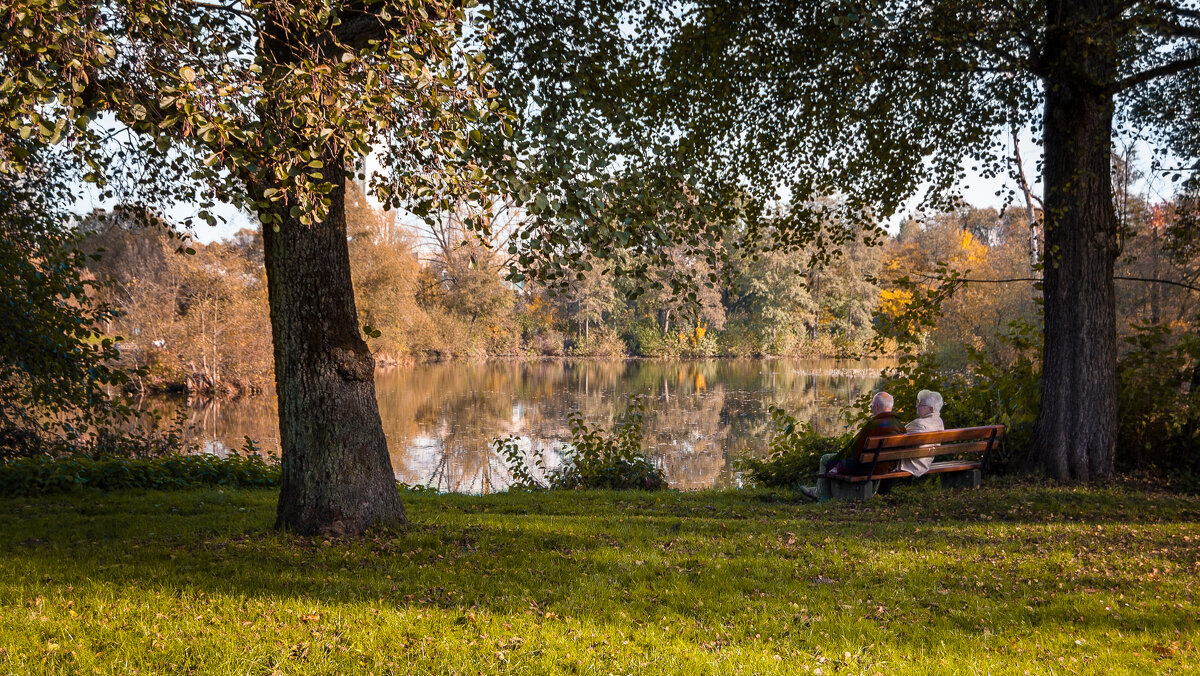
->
1028, 0, 1119, 482
260, 158, 405, 535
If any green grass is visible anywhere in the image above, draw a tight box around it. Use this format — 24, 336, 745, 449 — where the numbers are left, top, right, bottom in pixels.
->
1, 481, 1197, 675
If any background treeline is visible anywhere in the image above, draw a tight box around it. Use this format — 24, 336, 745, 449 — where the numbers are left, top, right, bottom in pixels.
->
79, 180, 1199, 400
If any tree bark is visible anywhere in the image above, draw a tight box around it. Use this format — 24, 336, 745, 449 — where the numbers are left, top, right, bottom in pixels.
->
260, 158, 405, 535
1028, 0, 1119, 482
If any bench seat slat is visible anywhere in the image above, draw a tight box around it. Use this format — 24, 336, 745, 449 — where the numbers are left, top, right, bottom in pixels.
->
818, 460, 981, 483
862, 440, 992, 463
866, 425, 1004, 449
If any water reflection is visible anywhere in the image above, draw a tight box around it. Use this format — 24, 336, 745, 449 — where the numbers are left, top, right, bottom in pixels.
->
140, 359, 885, 493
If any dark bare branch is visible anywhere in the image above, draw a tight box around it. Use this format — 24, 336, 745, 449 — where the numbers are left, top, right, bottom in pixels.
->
1168, 6, 1200, 22
1110, 54, 1200, 92
964, 37, 1026, 71
186, 0, 256, 20
915, 272, 1200, 292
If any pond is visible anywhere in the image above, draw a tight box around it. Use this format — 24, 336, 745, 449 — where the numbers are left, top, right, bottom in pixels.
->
136, 359, 889, 493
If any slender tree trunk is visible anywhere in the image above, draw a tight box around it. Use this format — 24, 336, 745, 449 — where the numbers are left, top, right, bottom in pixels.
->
1028, 0, 1119, 482
1012, 127, 1041, 274
259, 158, 405, 535
1150, 227, 1161, 324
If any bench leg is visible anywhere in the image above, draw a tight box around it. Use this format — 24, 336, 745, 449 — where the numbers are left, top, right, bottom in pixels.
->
940, 469, 981, 490
815, 453, 837, 500
815, 476, 831, 500
829, 479, 876, 501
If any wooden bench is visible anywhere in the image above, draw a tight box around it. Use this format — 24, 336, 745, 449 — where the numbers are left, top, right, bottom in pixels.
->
818, 425, 1005, 500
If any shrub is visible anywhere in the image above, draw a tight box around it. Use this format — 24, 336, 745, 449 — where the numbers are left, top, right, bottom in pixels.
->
493, 434, 547, 490
741, 407, 850, 488
626, 321, 680, 358
566, 327, 627, 358
499, 396, 667, 491
1, 161, 131, 460
527, 327, 566, 357
0, 441, 279, 497
80, 409, 200, 460
1117, 324, 1200, 475
714, 321, 760, 357
626, 321, 721, 358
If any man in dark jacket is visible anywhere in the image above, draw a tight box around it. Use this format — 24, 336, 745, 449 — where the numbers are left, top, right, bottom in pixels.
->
800, 392, 907, 500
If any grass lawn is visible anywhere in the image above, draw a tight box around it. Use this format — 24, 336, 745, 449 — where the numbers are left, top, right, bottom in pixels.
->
1, 481, 1197, 675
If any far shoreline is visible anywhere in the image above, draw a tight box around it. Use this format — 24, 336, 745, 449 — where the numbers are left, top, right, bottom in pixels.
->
133, 354, 898, 401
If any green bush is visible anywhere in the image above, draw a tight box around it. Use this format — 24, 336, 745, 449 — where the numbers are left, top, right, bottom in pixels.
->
0, 161, 131, 461
714, 321, 761, 357
1117, 324, 1200, 476
499, 396, 667, 491
626, 321, 680, 358
493, 434, 546, 490
741, 407, 849, 488
566, 327, 627, 358
626, 321, 721, 358
0, 446, 279, 497
80, 409, 200, 460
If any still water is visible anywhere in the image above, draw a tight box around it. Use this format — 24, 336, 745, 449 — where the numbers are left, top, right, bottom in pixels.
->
144, 359, 887, 493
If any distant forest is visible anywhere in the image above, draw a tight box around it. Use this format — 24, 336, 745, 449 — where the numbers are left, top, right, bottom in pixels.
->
79, 179, 1198, 397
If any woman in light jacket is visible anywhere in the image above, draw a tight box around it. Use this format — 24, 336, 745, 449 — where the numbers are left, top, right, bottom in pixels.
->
896, 390, 945, 477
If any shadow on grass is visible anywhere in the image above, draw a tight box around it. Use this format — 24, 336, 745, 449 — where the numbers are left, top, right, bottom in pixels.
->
2, 484, 1197, 645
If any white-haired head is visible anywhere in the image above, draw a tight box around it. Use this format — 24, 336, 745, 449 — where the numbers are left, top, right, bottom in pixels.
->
917, 389, 943, 415
870, 392, 894, 415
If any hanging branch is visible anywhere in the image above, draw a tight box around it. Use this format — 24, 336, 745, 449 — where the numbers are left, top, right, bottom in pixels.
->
913, 272, 1200, 293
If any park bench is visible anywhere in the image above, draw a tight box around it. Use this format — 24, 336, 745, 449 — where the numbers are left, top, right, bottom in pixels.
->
819, 425, 1005, 500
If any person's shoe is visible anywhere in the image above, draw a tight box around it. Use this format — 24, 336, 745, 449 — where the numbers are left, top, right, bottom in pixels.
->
798, 485, 820, 501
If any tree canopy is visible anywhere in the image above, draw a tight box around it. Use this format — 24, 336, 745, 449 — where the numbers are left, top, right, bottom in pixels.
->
484, 0, 1200, 481
2, 0, 514, 534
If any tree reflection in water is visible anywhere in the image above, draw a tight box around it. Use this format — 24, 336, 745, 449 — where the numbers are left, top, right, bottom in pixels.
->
135, 359, 885, 493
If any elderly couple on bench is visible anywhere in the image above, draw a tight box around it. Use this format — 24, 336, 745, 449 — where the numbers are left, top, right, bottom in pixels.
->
799, 390, 944, 502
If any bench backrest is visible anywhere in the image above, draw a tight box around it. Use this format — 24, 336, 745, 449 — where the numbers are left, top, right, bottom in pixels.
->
859, 425, 1005, 466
